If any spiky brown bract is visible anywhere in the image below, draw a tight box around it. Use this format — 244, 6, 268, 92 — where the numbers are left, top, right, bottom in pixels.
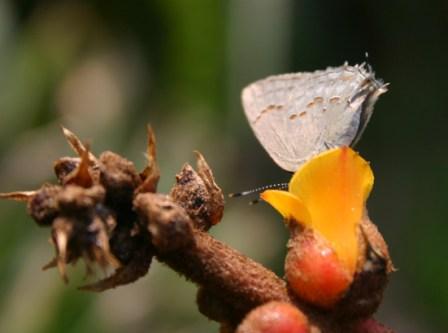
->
334, 215, 394, 319
0, 126, 395, 333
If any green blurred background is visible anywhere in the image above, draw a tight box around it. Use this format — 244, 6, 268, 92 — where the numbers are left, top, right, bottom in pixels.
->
0, 1, 447, 332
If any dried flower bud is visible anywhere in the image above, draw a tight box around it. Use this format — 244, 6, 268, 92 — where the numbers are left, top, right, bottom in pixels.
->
27, 185, 62, 225
54, 157, 80, 183
99, 151, 141, 207
170, 152, 224, 231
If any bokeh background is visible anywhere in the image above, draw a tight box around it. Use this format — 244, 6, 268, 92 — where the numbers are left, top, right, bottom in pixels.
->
0, 1, 447, 332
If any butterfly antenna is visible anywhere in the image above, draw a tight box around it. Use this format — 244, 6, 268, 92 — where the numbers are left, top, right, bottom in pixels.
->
228, 183, 288, 198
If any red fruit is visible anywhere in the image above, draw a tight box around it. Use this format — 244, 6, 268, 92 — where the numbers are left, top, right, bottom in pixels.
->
285, 229, 353, 308
236, 301, 309, 333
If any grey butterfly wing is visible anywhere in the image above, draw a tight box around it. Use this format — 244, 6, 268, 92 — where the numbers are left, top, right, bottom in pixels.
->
242, 64, 387, 172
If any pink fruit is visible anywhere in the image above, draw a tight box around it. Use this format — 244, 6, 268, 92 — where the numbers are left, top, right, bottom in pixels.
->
236, 301, 309, 333
286, 229, 352, 308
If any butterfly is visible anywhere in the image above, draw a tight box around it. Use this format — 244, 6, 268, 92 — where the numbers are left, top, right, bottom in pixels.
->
241, 63, 388, 172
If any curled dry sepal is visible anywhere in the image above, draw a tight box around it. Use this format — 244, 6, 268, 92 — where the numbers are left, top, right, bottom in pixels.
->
0, 127, 394, 333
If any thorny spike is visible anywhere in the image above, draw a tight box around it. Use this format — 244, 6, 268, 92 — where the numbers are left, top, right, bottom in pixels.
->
78, 243, 153, 292
136, 124, 160, 193
55, 228, 69, 283
194, 150, 225, 225
42, 257, 57, 271
194, 151, 214, 187
146, 124, 157, 166
194, 150, 224, 199
82, 253, 95, 279
102, 245, 121, 269
78, 268, 119, 292
61, 126, 98, 163
89, 217, 121, 269
65, 144, 94, 187
91, 246, 110, 272
0, 191, 36, 201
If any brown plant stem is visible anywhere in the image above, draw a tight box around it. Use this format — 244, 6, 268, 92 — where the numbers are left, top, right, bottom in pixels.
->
134, 193, 289, 308
134, 192, 394, 333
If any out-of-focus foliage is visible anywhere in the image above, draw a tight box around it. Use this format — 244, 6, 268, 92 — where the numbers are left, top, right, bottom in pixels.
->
0, 0, 447, 332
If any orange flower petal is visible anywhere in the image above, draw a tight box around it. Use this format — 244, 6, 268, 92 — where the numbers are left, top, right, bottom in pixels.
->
260, 190, 311, 227
289, 147, 373, 274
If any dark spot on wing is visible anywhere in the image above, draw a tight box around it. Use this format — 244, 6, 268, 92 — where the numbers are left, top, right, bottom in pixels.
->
314, 96, 324, 104
289, 114, 298, 120
330, 96, 341, 104
271, 104, 283, 111
322, 107, 327, 113
306, 101, 315, 108
299, 111, 307, 117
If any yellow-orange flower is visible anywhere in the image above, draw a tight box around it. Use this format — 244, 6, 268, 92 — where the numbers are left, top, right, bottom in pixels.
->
261, 146, 374, 278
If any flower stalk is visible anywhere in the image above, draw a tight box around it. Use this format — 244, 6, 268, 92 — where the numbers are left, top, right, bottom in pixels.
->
0, 127, 394, 333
